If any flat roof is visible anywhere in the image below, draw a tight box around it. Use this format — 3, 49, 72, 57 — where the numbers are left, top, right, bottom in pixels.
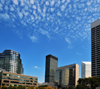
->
82, 61, 91, 64
56, 63, 78, 70
46, 54, 58, 61
91, 19, 100, 28
1, 71, 38, 78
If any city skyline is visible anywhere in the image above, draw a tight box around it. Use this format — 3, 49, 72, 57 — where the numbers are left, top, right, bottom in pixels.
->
0, 0, 100, 83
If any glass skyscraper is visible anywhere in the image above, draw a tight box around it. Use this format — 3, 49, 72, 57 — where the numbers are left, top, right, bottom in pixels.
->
0, 50, 23, 74
81, 62, 91, 78
45, 54, 58, 83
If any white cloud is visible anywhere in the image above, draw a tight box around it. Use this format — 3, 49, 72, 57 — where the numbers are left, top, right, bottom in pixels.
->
51, 8, 55, 12
68, 45, 73, 49
29, 35, 37, 42
46, 1, 49, 5
76, 52, 81, 55
0, 13, 10, 20
0, 4, 3, 11
34, 66, 40, 69
10, 6, 14, 11
65, 37, 71, 44
18, 12, 23, 19
33, 5, 36, 9
62, 0, 65, 3
20, 0, 24, 6
12, 0, 18, 5
30, 0, 34, 4
40, 29, 50, 39
57, 12, 62, 16
51, 0, 55, 6
4, 6, 8, 10
61, 5, 66, 11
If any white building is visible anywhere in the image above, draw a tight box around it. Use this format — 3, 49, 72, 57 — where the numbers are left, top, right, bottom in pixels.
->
81, 62, 91, 78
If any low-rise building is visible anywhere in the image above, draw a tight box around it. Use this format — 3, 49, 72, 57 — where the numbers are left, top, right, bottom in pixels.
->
55, 64, 79, 87
0, 71, 38, 87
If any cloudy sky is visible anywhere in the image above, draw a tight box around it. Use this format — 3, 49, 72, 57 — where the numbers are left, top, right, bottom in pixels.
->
0, 0, 100, 83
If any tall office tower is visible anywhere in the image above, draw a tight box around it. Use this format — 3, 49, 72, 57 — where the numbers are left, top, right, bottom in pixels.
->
91, 19, 100, 77
81, 62, 91, 78
45, 54, 58, 83
0, 50, 24, 74
55, 64, 79, 87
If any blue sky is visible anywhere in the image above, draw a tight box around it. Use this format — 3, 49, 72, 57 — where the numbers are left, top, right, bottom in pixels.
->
0, 0, 100, 83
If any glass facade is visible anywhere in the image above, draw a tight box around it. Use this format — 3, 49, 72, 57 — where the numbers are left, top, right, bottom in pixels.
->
45, 54, 58, 83
0, 50, 24, 74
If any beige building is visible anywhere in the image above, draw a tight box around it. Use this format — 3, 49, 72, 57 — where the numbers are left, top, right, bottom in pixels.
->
55, 64, 79, 87
0, 71, 38, 87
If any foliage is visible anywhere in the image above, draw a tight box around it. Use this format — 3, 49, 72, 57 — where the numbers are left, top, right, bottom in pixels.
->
76, 84, 82, 89
77, 76, 100, 89
39, 85, 48, 88
57, 85, 61, 88
68, 85, 74, 89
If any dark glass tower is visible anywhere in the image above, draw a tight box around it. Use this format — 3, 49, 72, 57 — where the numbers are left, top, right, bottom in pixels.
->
45, 54, 58, 83
0, 50, 24, 74
91, 19, 100, 77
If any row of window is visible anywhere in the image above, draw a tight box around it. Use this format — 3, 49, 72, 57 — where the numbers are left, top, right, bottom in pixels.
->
2, 77, 37, 83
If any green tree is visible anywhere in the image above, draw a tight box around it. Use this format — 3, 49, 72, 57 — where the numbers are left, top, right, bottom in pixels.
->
68, 85, 74, 89
76, 84, 82, 89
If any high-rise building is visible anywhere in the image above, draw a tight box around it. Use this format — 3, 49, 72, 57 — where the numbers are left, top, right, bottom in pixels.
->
0, 50, 24, 74
81, 62, 91, 78
45, 54, 58, 83
55, 64, 79, 87
91, 19, 100, 77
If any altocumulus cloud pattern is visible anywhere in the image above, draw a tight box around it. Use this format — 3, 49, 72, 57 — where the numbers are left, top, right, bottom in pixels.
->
0, 0, 100, 42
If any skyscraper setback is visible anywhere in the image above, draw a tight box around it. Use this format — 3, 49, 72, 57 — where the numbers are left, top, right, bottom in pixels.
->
91, 19, 100, 77
45, 54, 58, 83
0, 50, 23, 74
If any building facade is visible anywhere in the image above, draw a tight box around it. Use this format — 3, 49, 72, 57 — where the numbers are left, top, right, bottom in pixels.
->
55, 64, 79, 87
0, 71, 38, 87
91, 19, 100, 77
0, 50, 23, 74
81, 62, 91, 78
45, 54, 58, 83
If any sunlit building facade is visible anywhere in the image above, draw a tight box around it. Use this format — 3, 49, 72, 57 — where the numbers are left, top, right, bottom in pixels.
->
81, 62, 91, 78
45, 54, 58, 83
0, 71, 38, 87
91, 19, 100, 77
0, 50, 23, 74
55, 64, 79, 87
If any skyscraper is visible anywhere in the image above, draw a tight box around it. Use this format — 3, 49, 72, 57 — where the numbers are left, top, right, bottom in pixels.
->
55, 64, 79, 87
81, 62, 91, 78
0, 50, 24, 74
45, 54, 58, 83
91, 19, 100, 77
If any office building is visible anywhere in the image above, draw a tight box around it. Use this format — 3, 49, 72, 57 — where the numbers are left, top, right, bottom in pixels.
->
0, 71, 38, 87
0, 50, 24, 74
81, 62, 91, 78
45, 54, 58, 83
55, 64, 79, 87
91, 19, 100, 77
